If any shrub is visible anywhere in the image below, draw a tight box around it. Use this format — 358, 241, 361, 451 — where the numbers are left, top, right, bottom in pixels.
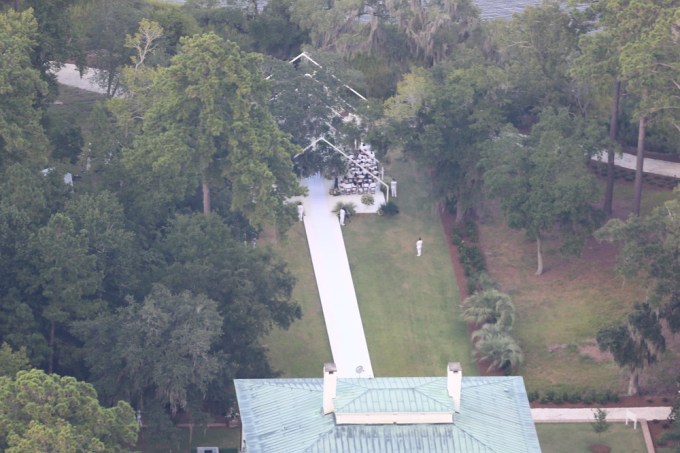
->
604, 390, 619, 403
378, 201, 399, 216
464, 219, 479, 243
459, 245, 485, 275
594, 391, 610, 405
451, 228, 463, 246
582, 390, 596, 405
544, 390, 556, 403
528, 390, 539, 402
361, 194, 374, 206
567, 391, 582, 404
466, 279, 478, 297
333, 201, 357, 216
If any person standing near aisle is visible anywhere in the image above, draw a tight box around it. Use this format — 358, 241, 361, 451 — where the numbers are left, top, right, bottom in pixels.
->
416, 237, 423, 256
297, 203, 305, 222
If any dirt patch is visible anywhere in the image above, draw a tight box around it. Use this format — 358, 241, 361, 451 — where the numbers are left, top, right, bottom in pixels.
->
649, 419, 676, 451
579, 342, 614, 363
589, 444, 611, 453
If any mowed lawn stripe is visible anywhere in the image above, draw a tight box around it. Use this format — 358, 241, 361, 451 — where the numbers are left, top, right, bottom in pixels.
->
344, 156, 478, 377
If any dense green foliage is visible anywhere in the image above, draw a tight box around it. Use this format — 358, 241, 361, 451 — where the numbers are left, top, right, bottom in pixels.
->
0, 368, 138, 452
0, 0, 679, 443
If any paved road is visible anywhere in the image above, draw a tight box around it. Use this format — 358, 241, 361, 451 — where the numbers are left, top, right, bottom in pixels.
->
300, 175, 374, 378
595, 151, 680, 179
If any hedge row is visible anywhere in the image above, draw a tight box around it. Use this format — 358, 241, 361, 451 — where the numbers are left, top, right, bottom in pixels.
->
527, 388, 620, 405
452, 220, 487, 295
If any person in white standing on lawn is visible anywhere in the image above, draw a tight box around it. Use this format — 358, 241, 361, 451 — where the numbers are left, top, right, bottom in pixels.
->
297, 203, 305, 222
390, 179, 397, 197
416, 238, 423, 257
339, 207, 346, 226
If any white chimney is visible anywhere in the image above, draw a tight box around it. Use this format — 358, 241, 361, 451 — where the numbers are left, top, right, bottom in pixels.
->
447, 362, 462, 413
323, 362, 337, 415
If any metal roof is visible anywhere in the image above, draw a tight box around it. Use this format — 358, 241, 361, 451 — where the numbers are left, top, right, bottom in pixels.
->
234, 376, 541, 453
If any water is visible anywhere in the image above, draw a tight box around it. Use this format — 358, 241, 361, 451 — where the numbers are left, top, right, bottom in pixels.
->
164, 0, 545, 20
474, 0, 545, 20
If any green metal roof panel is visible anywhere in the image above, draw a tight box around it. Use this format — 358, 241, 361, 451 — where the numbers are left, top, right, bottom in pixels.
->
334, 378, 454, 413
234, 376, 541, 453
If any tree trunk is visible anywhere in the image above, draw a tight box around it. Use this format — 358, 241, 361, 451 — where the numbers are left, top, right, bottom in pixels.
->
535, 232, 544, 276
632, 115, 646, 216
603, 79, 621, 216
202, 179, 211, 215
627, 368, 640, 396
48, 320, 55, 374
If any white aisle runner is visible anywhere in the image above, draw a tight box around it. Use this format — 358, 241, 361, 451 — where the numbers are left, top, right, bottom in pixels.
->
302, 175, 374, 378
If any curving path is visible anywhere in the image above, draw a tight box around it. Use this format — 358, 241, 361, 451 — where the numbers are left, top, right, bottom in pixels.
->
594, 152, 680, 179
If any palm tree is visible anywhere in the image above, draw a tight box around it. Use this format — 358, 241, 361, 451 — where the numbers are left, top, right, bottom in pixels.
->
475, 334, 524, 373
462, 289, 515, 329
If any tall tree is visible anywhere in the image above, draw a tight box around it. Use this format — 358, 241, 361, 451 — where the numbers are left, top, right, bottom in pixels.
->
596, 188, 680, 331
572, 0, 629, 215
75, 284, 223, 414
618, 0, 680, 215
71, 0, 143, 96
126, 32, 301, 227
30, 213, 102, 373
154, 214, 301, 385
0, 8, 48, 170
385, 54, 508, 221
491, 1, 586, 123
483, 110, 603, 275
63, 192, 141, 305
596, 303, 665, 395
0, 369, 138, 452
0, 343, 30, 378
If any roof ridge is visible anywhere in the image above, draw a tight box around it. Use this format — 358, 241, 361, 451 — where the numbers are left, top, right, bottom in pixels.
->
412, 386, 455, 412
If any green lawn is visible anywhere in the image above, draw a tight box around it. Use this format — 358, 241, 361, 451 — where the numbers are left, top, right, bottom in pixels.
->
268, 152, 476, 378
49, 84, 106, 135
607, 178, 677, 216
264, 226, 332, 378
478, 177, 680, 392
343, 155, 477, 377
536, 423, 647, 453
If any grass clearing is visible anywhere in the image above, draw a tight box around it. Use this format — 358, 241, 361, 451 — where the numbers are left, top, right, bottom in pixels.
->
264, 226, 332, 378
479, 180, 680, 392
48, 84, 106, 135
536, 423, 647, 453
343, 154, 477, 377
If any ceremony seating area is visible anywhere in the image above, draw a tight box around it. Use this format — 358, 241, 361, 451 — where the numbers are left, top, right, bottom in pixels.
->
338, 144, 381, 195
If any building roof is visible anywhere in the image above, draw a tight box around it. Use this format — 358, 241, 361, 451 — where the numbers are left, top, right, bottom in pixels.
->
234, 376, 541, 453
